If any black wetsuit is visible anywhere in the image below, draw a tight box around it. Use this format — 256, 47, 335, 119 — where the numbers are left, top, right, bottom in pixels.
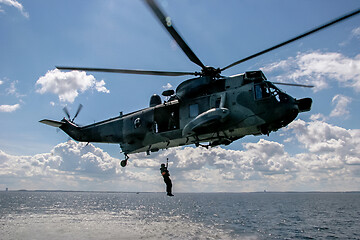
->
160, 166, 173, 196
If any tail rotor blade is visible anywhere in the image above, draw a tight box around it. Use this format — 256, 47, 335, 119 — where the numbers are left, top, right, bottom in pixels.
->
72, 104, 83, 122
63, 106, 71, 120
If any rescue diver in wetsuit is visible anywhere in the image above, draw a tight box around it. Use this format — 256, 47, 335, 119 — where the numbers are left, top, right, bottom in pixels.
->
160, 159, 174, 196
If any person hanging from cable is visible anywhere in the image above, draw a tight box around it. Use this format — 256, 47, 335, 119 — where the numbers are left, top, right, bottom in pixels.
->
160, 158, 174, 196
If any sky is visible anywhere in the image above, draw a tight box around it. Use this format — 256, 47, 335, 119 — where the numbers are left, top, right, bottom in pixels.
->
1, 0, 360, 192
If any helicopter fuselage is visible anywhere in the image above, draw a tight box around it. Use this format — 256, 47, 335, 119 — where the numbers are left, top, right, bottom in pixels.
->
53, 71, 311, 155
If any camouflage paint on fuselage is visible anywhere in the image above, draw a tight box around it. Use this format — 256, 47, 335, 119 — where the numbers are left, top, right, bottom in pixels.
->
51, 71, 309, 155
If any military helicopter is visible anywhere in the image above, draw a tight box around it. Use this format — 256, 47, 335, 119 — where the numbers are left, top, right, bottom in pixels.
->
40, 0, 360, 167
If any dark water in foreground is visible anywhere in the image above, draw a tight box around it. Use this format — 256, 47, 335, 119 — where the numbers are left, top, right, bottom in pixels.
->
0, 192, 359, 239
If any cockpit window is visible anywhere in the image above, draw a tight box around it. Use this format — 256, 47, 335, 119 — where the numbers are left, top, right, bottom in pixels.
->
254, 83, 269, 99
254, 82, 281, 101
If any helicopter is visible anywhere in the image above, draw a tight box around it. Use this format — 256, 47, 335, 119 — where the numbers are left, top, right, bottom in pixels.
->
40, 0, 360, 167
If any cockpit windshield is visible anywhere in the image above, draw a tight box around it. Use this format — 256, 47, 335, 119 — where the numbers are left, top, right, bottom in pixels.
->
254, 82, 282, 101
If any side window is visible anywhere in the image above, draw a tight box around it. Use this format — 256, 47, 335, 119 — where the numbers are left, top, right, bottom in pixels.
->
189, 103, 199, 118
254, 84, 263, 100
134, 118, 141, 128
153, 121, 159, 133
215, 97, 221, 108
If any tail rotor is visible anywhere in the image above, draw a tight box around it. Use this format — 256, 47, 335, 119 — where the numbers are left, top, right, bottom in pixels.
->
72, 104, 83, 122
63, 104, 83, 123
63, 106, 71, 120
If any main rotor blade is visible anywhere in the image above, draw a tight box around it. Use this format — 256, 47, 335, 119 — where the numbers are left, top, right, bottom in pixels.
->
273, 82, 314, 88
221, 8, 360, 72
56, 66, 198, 77
144, 0, 206, 70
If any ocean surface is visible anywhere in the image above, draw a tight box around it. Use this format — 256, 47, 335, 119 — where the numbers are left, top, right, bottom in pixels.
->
0, 191, 359, 240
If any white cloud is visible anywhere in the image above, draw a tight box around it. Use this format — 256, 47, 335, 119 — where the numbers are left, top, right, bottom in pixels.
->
134, 141, 299, 184
51, 141, 118, 175
261, 51, 360, 91
5, 80, 24, 98
281, 120, 360, 190
2, 122, 360, 191
162, 83, 173, 89
94, 79, 110, 93
0, 141, 123, 190
0, 0, 29, 18
131, 134, 360, 191
0, 79, 23, 113
36, 69, 110, 103
330, 94, 352, 118
310, 113, 327, 122
309, 94, 352, 121
0, 103, 20, 112
286, 119, 360, 165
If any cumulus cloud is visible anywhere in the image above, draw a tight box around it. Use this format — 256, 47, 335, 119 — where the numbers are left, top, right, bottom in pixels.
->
51, 141, 118, 175
0, 141, 120, 177
0, 0, 29, 18
133, 139, 298, 186
0, 103, 20, 112
0, 141, 126, 190
279, 120, 360, 190
130, 129, 360, 192
261, 51, 360, 91
0, 140, 172, 191
36, 69, 110, 103
286, 119, 360, 166
2, 121, 360, 191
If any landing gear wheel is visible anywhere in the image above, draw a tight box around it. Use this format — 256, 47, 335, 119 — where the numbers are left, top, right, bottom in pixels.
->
120, 154, 129, 167
120, 160, 127, 167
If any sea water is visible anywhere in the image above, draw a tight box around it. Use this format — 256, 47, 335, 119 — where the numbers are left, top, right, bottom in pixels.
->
0, 191, 359, 239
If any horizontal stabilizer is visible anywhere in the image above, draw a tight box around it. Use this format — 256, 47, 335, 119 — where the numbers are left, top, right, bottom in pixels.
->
39, 119, 63, 127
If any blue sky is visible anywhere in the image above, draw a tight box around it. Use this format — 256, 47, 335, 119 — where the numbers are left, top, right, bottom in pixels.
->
1, 0, 359, 192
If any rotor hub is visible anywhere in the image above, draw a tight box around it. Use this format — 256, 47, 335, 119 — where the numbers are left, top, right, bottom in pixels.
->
201, 66, 221, 78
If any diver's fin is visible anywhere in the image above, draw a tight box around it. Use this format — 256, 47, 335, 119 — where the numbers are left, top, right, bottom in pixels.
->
39, 119, 64, 127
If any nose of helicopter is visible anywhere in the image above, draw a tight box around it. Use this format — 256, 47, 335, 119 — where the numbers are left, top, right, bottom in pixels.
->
281, 97, 312, 127
296, 97, 313, 113
281, 104, 299, 128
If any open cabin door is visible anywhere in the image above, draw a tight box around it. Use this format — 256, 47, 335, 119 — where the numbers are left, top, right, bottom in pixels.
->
154, 102, 180, 133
